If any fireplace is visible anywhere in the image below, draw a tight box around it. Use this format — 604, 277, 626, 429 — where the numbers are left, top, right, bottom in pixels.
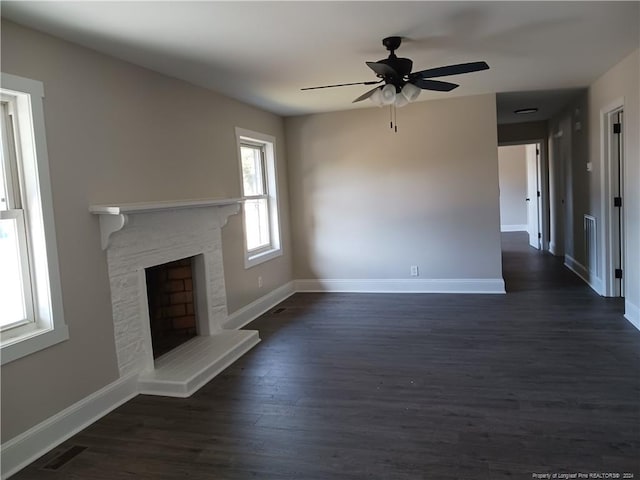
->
145, 257, 198, 359
90, 199, 260, 397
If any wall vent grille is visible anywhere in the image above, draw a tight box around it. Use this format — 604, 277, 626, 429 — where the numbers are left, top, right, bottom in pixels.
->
584, 215, 597, 277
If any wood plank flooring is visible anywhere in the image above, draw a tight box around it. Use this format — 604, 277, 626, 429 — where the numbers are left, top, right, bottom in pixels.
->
12, 232, 640, 479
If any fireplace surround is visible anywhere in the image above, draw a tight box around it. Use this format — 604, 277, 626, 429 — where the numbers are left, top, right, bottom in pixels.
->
90, 198, 259, 397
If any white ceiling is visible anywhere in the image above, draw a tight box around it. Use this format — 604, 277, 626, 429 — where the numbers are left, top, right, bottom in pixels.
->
2, 1, 639, 120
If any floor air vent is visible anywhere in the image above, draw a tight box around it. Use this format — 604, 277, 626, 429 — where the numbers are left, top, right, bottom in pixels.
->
42, 445, 88, 471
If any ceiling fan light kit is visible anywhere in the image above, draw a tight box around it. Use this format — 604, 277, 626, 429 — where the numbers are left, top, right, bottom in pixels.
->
369, 83, 421, 108
302, 36, 490, 132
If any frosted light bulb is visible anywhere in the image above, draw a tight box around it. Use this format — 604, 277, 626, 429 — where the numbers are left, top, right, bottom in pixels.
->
394, 94, 409, 108
369, 87, 385, 107
402, 82, 421, 102
380, 84, 396, 105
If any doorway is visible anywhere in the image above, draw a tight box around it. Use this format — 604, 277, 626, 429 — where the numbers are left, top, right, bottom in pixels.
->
498, 143, 542, 250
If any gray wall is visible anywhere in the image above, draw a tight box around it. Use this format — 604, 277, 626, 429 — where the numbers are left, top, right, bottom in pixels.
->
498, 121, 548, 146
548, 93, 589, 261
498, 145, 527, 229
285, 94, 503, 281
0, 20, 293, 442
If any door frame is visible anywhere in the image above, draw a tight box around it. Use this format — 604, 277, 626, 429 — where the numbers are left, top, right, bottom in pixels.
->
600, 98, 625, 297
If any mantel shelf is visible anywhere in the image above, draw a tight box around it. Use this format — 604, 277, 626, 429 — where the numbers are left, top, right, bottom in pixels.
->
89, 197, 241, 216
89, 198, 241, 250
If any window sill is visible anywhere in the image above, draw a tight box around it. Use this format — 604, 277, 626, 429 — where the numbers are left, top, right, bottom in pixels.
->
0, 324, 69, 365
245, 247, 282, 269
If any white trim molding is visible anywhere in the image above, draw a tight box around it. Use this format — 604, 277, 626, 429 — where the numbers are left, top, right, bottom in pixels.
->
500, 224, 528, 232
294, 278, 506, 294
0, 374, 138, 480
564, 254, 603, 295
624, 300, 640, 331
224, 281, 295, 330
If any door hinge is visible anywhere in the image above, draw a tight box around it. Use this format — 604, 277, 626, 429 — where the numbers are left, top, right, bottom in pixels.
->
537, 191, 541, 198
538, 232, 542, 239
614, 196, 622, 207
613, 123, 621, 134
536, 148, 540, 155
615, 268, 623, 279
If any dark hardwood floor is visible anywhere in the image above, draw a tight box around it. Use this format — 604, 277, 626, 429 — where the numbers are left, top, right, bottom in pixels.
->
14, 232, 639, 479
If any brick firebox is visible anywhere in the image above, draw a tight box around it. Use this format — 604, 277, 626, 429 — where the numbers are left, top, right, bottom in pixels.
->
145, 257, 197, 358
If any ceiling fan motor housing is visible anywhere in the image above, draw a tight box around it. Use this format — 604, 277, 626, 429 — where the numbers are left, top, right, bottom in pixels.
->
379, 37, 413, 90
379, 57, 413, 89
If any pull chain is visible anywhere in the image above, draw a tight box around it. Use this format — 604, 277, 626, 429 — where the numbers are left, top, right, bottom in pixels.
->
394, 104, 398, 133
389, 104, 399, 133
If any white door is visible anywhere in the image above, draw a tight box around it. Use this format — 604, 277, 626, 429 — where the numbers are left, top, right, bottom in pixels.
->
526, 144, 540, 249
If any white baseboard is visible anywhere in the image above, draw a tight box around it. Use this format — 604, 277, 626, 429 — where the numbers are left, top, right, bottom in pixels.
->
501, 224, 528, 232
549, 242, 565, 257
564, 254, 603, 295
624, 300, 640, 331
294, 278, 506, 294
224, 281, 295, 330
0, 373, 138, 479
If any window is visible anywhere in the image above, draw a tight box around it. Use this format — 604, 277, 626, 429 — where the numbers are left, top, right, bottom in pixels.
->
1, 100, 35, 332
235, 128, 281, 268
0, 73, 68, 364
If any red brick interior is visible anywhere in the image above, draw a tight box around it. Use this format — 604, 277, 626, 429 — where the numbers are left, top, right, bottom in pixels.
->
145, 257, 197, 359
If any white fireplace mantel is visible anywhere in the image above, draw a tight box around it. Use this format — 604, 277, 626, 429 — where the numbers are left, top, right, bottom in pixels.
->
90, 198, 241, 250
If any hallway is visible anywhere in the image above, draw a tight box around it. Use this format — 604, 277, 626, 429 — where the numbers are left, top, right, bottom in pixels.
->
13, 234, 640, 479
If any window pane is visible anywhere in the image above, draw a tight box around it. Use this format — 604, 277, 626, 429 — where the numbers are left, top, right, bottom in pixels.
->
244, 198, 270, 251
0, 218, 28, 327
240, 145, 265, 196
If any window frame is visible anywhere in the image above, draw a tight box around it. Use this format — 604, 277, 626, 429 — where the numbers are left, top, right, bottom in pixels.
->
235, 127, 282, 269
1, 99, 36, 332
0, 72, 68, 364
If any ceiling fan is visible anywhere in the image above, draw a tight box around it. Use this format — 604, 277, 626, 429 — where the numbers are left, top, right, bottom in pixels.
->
302, 36, 489, 108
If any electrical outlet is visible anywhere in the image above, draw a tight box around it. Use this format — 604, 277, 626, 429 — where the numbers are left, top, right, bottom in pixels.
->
410, 265, 419, 277
258, 276, 263, 288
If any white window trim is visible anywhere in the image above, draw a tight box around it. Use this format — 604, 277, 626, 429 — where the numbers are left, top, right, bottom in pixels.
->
0, 72, 68, 364
235, 127, 282, 269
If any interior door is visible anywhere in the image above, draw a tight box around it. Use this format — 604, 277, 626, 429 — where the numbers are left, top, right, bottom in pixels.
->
526, 144, 540, 249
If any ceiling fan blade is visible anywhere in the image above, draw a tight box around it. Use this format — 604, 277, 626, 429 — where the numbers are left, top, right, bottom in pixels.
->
352, 86, 381, 103
412, 79, 459, 92
412, 61, 489, 79
301, 80, 381, 91
366, 61, 397, 77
